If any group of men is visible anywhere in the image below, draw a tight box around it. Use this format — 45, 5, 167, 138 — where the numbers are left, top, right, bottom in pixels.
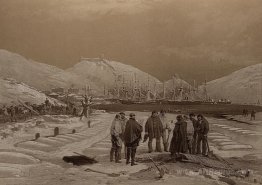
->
110, 112, 141, 166
0, 105, 19, 122
110, 110, 210, 166
0, 99, 80, 123
243, 109, 256, 120
169, 113, 209, 158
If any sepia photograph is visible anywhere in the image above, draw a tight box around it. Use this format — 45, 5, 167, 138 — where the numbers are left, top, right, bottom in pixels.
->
0, 0, 261, 184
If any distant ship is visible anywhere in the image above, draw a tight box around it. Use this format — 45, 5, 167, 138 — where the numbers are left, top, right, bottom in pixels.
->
103, 73, 231, 105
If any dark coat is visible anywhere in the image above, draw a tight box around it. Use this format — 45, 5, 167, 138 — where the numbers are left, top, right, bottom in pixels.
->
197, 118, 209, 135
80, 102, 88, 117
169, 120, 187, 154
145, 116, 164, 139
190, 118, 199, 138
191, 118, 199, 131
124, 118, 143, 145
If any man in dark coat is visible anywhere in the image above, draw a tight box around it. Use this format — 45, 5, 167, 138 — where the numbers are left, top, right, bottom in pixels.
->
251, 110, 256, 120
80, 100, 88, 120
196, 114, 209, 156
123, 113, 143, 166
189, 113, 199, 154
144, 111, 164, 153
169, 115, 187, 158
10, 106, 17, 122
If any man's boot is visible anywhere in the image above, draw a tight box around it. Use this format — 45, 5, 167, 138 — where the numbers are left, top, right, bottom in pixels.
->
156, 139, 162, 152
148, 139, 153, 153
115, 147, 121, 163
192, 136, 197, 154
124, 146, 127, 159
164, 143, 168, 152
202, 136, 207, 156
118, 146, 122, 161
131, 147, 137, 166
126, 147, 131, 165
110, 148, 114, 162
196, 136, 202, 155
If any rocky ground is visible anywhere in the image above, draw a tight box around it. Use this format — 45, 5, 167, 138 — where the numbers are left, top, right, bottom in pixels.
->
0, 111, 261, 185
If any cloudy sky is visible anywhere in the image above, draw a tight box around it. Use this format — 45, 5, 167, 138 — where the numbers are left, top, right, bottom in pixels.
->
0, 0, 261, 83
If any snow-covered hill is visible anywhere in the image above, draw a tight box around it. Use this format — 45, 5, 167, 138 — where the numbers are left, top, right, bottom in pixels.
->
0, 78, 59, 105
163, 75, 198, 100
204, 63, 262, 104
67, 58, 161, 92
0, 50, 99, 92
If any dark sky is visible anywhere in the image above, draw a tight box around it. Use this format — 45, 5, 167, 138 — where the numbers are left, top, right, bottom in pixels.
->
0, 0, 262, 83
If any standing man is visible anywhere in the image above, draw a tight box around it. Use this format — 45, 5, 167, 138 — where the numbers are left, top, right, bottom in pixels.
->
144, 111, 164, 153
123, 113, 143, 166
251, 110, 256, 121
184, 115, 193, 154
119, 112, 128, 160
10, 105, 17, 122
159, 110, 171, 152
2, 105, 9, 123
196, 114, 209, 156
80, 100, 88, 121
110, 114, 123, 163
189, 113, 198, 154
169, 115, 187, 158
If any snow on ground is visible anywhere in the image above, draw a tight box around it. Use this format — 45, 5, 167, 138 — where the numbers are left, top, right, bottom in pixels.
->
0, 112, 261, 184
0, 78, 61, 105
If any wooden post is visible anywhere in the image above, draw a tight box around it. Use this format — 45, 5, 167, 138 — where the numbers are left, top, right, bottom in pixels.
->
54, 127, 59, 136
35, 133, 40, 140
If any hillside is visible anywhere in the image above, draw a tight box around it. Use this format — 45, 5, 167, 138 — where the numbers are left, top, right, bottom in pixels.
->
204, 63, 262, 104
0, 50, 99, 92
0, 78, 59, 105
67, 58, 162, 93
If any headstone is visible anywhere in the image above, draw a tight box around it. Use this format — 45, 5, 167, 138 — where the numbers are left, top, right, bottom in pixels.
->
54, 127, 59, 136
88, 120, 91, 128
72, 129, 76, 134
36, 120, 42, 125
35, 133, 40, 140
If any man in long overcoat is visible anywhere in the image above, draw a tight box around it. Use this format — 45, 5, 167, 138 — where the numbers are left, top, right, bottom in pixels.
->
144, 111, 164, 153
196, 114, 209, 156
123, 113, 143, 166
169, 115, 187, 157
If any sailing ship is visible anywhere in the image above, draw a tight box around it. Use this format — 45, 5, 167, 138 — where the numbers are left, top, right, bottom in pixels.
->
102, 66, 230, 105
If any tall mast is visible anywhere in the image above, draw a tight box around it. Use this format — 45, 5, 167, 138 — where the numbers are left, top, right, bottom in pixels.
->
103, 85, 106, 96
172, 76, 176, 100
88, 85, 91, 96
85, 84, 87, 96
163, 82, 166, 99
203, 80, 208, 101
153, 80, 156, 100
